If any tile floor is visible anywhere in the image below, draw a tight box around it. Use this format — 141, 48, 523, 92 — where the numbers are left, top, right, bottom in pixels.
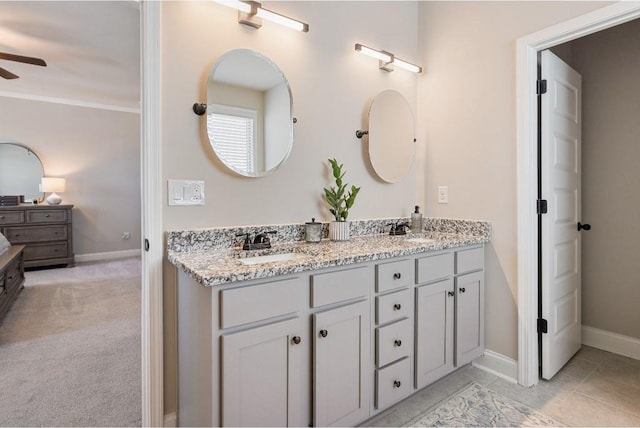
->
363, 346, 640, 427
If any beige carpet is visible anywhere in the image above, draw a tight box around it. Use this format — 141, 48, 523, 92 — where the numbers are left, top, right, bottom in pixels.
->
0, 258, 142, 427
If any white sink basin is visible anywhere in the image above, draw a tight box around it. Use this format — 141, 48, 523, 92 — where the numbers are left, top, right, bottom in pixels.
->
238, 252, 306, 266
406, 238, 436, 244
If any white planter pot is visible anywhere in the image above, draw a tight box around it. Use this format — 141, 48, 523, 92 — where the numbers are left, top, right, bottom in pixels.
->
329, 221, 350, 241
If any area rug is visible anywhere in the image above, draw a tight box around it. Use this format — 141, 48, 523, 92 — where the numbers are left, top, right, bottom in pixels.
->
404, 382, 564, 427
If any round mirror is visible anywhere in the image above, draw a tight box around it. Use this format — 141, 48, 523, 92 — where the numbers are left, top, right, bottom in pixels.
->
0, 143, 44, 202
368, 90, 415, 183
207, 49, 293, 177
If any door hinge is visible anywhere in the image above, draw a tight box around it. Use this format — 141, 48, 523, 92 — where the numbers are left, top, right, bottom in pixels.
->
537, 199, 548, 214
537, 79, 548, 95
537, 318, 548, 334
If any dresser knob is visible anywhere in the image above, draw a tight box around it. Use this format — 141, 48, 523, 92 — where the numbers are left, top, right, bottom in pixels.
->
393, 303, 401, 311
291, 336, 302, 345
393, 273, 402, 280
394, 339, 402, 347
319, 329, 328, 338
393, 380, 401, 388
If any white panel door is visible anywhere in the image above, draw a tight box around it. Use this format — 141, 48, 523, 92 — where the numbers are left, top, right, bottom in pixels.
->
221, 318, 302, 427
541, 49, 582, 380
313, 300, 370, 427
455, 271, 484, 367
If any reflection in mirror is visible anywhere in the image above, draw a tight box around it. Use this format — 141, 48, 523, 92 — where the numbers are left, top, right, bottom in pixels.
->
207, 49, 293, 177
0, 143, 45, 202
368, 90, 415, 183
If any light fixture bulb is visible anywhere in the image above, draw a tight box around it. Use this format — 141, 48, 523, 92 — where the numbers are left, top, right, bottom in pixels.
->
213, 0, 252, 13
255, 7, 309, 32
355, 44, 393, 63
392, 58, 422, 73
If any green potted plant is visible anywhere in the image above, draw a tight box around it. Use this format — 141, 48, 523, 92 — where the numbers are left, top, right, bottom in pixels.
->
323, 158, 361, 241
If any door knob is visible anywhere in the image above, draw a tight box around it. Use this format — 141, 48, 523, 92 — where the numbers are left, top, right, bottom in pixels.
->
459, 287, 466, 293
319, 329, 328, 338
447, 291, 455, 297
578, 222, 591, 231
291, 336, 302, 345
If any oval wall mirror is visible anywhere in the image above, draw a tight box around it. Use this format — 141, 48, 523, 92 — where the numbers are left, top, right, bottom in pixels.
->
207, 49, 293, 177
0, 143, 44, 202
368, 90, 415, 183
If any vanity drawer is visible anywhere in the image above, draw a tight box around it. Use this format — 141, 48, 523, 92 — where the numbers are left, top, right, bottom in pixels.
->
26, 209, 68, 224
376, 357, 411, 410
416, 252, 453, 284
0, 211, 25, 225
376, 318, 412, 367
4, 225, 68, 244
310, 266, 370, 308
456, 247, 484, 274
23, 242, 68, 261
376, 289, 411, 325
376, 259, 413, 293
220, 277, 302, 329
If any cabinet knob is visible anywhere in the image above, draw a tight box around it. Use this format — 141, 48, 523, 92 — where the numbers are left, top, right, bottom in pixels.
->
448, 291, 455, 297
394, 339, 402, 347
291, 336, 302, 345
393, 303, 402, 311
393, 380, 401, 388
459, 287, 466, 293
319, 329, 328, 338
393, 273, 402, 280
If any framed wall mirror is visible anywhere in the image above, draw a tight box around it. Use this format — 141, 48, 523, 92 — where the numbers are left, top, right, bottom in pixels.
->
0, 143, 44, 202
367, 90, 415, 183
206, 49, 293, 177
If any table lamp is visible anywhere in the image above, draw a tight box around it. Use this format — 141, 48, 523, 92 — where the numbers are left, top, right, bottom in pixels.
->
41, 177, 66, 205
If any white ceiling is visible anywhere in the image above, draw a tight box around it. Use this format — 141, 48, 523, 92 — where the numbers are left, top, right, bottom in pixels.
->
0, 1, 140, 111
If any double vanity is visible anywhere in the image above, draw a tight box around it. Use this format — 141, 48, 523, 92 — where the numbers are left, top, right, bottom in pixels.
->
168, 217, 490, 427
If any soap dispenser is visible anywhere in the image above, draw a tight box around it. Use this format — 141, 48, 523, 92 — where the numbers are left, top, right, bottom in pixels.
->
411, 205, 423, 234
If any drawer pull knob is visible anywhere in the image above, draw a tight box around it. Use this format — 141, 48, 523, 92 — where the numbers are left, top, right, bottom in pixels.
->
393, 380, 401, 388
448, 291, 455, 297
291, 336, 302, 345
459, 287, 466, 293
394, 339, 402, 347
45, 214, 50, 218
393, 303, 401, 311
319, 329, 328, 338
393, 273, 402, 280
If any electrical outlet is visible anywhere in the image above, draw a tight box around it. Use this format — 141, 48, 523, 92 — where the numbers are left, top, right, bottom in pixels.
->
168, 180, 205, 206
438, 186, 449, 204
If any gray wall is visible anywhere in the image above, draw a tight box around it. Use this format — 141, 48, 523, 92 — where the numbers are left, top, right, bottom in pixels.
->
560, 19, 640, 340
0, 97, 141, 257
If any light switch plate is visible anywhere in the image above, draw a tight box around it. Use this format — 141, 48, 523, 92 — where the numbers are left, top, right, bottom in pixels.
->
437, 186, 449, 204
168, 179, 205, 206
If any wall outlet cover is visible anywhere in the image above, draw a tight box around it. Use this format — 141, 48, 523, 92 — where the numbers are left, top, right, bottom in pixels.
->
168, 179, 205, 206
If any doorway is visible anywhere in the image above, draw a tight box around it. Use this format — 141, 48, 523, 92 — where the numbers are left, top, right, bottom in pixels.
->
516, 2, 640, 387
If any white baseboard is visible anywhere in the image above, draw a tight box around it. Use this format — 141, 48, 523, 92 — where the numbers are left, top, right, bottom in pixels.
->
163, 412, 177, 427
74, 249, 141, 263
582, 325, 640, 361
472, 349, 518, 384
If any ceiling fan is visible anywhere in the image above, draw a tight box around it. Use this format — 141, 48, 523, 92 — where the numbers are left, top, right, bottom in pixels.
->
0, 52, 47, 79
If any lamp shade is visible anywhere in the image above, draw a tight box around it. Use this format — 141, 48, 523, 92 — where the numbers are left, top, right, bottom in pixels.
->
41, 177, 66, 193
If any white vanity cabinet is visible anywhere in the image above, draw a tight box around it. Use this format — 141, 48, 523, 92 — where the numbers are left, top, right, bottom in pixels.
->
454, 247, 485, 366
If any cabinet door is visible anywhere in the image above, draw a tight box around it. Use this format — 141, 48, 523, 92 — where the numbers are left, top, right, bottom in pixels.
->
221, 318, 302, 427
313, 300, 370, 427
455, 271, 484, 367
415, 279, 454, 389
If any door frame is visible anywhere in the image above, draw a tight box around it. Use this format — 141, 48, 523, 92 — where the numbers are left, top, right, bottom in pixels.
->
516, 2, 640, 387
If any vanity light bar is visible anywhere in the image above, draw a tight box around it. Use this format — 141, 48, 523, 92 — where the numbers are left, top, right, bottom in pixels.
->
354, 43, 422, 74
213, 0, 309, 32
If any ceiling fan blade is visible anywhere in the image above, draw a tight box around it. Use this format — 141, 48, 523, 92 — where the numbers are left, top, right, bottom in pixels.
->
0, 52, 47, 67
0, 66, 19, 79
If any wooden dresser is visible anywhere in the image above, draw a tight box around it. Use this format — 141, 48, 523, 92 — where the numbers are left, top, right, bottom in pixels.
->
0, 205, 74, 269
0, 245, 25, 321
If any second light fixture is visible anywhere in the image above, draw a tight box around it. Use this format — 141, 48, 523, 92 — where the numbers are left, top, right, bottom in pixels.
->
355, 43, 422, 73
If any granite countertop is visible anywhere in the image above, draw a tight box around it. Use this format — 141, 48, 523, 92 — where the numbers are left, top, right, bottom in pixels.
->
168, 231, 489, 287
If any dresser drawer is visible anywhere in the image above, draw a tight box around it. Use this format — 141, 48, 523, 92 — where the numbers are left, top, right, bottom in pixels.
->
26, 209, 68, 224
376, 357, 411, 410
4, 225, 68, 243
456, 247, 484, 274
0, 211, 25, 225
5, 258, 23, 291
416, 252, 453, 284
376, 259, 413, 293
376, 318, 412, 367
310, 266, 370, 308
23, 242, 68, 261
220, 277, 302, 329
376, 289, 411, 325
